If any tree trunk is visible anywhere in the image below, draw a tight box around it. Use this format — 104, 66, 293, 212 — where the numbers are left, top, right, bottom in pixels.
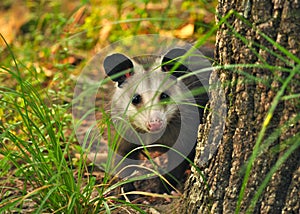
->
181, 0, 300, 213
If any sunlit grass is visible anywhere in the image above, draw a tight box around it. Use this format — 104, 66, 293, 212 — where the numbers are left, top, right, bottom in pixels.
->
0, 37, 151, 213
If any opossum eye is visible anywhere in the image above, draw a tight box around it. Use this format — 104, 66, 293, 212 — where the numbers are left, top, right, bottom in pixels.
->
159, 92, 170, 101
132, 94, 142, 105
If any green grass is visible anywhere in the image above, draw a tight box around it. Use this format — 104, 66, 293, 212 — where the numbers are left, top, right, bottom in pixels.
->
1, 38, 87, 212
0, 37, 151, 213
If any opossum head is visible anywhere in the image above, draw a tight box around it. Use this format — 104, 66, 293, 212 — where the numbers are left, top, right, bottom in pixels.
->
103, 48, 192, 134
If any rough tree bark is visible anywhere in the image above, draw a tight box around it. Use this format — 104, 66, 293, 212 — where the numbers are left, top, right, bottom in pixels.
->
181, 0, 300, 213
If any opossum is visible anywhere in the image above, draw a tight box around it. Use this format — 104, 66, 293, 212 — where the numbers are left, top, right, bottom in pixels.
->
103, 48, 210, 193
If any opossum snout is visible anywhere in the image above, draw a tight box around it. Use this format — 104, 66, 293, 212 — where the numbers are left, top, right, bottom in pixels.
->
146, 118, 164, 132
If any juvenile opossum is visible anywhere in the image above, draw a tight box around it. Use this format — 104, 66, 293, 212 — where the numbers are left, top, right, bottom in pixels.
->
103, 48, 210, 193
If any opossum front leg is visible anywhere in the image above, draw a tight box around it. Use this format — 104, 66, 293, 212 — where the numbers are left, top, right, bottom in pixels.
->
113, 140, 140, 194
160, 151, 191, 193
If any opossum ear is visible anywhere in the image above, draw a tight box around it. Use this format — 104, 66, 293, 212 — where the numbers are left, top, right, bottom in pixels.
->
162, 48, 189, 77
103, 53, 134, 87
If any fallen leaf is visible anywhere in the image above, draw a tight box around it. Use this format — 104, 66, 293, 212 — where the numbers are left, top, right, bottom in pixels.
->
174, 23, 194, 39
0, 0, 29, 47
98, 21, 112, 43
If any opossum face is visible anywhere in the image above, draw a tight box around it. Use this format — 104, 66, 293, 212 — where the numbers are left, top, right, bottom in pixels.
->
113, 71, 180, 133
104, 49, 189, 134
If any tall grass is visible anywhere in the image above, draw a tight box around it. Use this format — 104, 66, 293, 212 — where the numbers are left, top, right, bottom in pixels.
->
1, 38, 82, 212
0, 36, 152, 213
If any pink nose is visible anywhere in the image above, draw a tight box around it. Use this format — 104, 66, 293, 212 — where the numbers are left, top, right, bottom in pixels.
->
146, 120, 163, 132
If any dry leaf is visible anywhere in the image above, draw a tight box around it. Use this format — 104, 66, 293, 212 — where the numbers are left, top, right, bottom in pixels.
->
98, 21, 112, 43
0, 0, 29, 47
174, 23, 194, 39
63, 5, 88, 34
